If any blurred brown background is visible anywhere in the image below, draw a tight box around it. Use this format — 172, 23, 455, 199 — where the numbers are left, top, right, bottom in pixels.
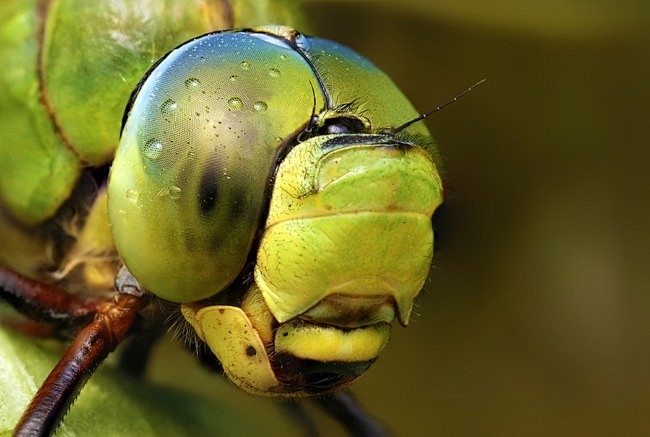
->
302, 0, 650, 435
142, 1, 650, 435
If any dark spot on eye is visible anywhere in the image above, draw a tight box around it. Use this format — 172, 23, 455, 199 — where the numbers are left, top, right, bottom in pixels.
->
246, 345, 257, 356
198, 165, 219, 215
218, 309, 225, 314
283, 332, 288, 337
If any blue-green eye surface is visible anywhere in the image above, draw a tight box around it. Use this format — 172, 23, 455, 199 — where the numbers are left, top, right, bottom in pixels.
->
110, 30, 324, 302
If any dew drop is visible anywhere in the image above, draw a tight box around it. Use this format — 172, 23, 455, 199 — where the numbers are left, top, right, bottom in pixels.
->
126, 189, 139, 203
253, 101, 267, 112
184, 77, 201, 88
229, 75, 237, 81
143, 139, 163, 160
160, 99, 177, 115
228, 97, 244, 110
268, 68, 280, 78
187, 150, 196, 160
240, 60, 250, 70
280, 54, 287, 60
169, 186, 182, 200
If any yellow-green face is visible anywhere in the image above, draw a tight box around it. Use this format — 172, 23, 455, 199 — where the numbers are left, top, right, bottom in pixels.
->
110, 26, 443, 395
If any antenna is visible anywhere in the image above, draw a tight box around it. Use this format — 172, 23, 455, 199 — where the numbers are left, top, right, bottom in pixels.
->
391, 79, 486, 134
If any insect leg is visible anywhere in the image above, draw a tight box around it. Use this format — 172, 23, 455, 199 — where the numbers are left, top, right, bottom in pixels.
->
313, 391, 390, 437
12, 291, 147, 437
0, 266, 102, 329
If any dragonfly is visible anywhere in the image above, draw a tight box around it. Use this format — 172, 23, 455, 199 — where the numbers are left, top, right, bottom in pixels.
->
0, 1, 443, 435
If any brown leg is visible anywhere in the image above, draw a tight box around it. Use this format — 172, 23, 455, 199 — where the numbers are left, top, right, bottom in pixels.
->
13, 292, 147, 437
0, 265, 102, 328
1, 266, 150, 435
1, 318, 56, 338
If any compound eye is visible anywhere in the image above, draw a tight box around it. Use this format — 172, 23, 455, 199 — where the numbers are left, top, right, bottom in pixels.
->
108, 30, 322, 303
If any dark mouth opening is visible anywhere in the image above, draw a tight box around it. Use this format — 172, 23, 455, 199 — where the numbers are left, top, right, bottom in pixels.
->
273, 353, 374, 394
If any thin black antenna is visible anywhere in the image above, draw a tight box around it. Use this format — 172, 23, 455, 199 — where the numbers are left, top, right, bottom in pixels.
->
392, 79, 486, 134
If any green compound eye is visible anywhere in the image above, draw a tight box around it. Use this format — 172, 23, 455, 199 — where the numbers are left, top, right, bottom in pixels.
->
109, 29, 324, 302
109, 26, 443, 395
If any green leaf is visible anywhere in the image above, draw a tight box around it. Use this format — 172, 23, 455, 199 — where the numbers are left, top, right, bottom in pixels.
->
0, 322, 299, 436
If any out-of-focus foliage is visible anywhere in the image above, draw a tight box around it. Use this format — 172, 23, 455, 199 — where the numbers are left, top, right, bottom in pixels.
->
305, 1, 650, 435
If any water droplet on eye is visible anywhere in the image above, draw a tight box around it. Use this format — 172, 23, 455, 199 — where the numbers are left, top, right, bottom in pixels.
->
160, 99, 177, 115
228, 97, 244, 110
240, 60, 250, 70
268, 68, 280, 78
143, 139, 163, 160
280, 54, 287, 60
184, 77, 201, 88
229, 75, 237, 81
126, 189, 139, 203
253, 101, 267, 112
187, 150, 196, 160
169, 186, 182, 200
